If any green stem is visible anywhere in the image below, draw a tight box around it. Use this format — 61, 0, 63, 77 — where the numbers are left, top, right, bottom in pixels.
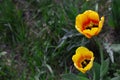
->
94, 37, 104, 80
97, 40, 103, 80
97, 41, 104, 65
93, 37, 104, 64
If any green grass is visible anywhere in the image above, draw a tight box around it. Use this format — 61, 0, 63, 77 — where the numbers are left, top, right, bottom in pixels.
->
0, 0, 120, 80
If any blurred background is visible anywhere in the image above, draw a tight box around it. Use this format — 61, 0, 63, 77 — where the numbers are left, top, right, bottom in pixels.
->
0, 0, 120, 80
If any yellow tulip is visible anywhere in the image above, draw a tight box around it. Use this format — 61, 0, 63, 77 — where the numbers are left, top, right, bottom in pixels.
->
72, 46, 94, 73
75, 10, 104, 38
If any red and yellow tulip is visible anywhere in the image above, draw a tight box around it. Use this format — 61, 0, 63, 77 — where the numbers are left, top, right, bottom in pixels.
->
75, 10, 104, 38
72, 46, 94, 73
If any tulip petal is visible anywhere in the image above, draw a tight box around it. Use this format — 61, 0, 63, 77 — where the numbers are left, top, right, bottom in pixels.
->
96, 16, 104, 34
83, 28, 98, 38
84, 57, 94, 72
78, 57, 94, 73
72, 47, 89, 63
75, 14, 89, 34
84, 10, 99, 23
76, 47, 93, 57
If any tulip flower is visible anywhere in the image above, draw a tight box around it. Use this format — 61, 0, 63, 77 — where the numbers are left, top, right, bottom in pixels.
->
72, 46, 94, 73
75, 10, 104, 38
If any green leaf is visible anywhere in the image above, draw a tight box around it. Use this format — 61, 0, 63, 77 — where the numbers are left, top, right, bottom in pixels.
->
92, 62, 100, 80
0, 51, 7, 57
79, 77, 89, 80
62, 73, 89, 80
61, 73, 80, 80
61, 73, 89, 80
100, 58, 109, 78
111, 44, 120, 53
108, 16, 115, 28
111, 76, 120, 80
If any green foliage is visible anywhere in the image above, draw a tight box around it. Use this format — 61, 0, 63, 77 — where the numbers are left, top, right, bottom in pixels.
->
92, 62, 101, 80
111, 76, 120, 80
61, 73, 89, 80
0, 0, 120, 80
100, 58, 110, 79
0, 0, 26, 45
109, 0, 120, 30
0, 52, 17, 79
61, 73, 81, 80
111, 44, 120, 53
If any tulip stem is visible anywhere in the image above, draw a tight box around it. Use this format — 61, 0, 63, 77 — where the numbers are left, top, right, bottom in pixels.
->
97, 40, 103, 80
98, 40, 104, 65
94, 37, 104, 80
93, 37, 104, 64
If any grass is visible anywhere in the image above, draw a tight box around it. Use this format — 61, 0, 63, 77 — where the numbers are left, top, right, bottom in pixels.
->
0, 0, 120, 80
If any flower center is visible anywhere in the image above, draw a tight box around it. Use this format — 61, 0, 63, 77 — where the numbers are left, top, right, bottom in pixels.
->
81, 59, 90, 68
86, 22, 98, 30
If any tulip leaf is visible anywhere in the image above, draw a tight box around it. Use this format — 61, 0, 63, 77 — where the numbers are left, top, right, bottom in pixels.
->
108, 16, 115, 28
61, 73, 80, 80
61, 73, 89, 80
0, 51, 7, 57
111, 76, 120, 80
111, 44, 120, 53
100, 58, 109, 78
92, 62, 100, 80
79, 77, 89, 80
